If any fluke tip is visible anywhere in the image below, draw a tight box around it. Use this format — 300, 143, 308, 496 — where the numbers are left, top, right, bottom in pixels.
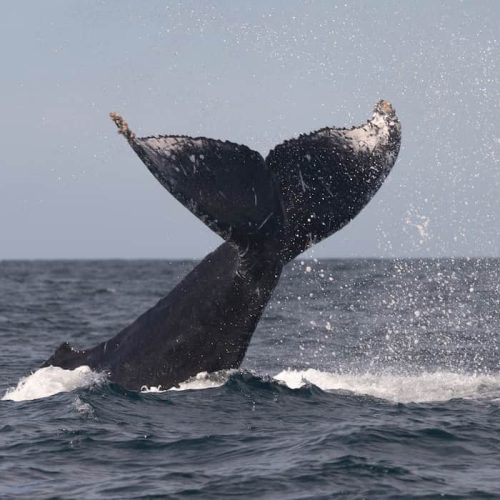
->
109, 112, 135, 141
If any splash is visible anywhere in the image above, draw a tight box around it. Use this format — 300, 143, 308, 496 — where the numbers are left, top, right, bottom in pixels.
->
2, 366, 106, 402
404, 209, 431, 243
6, 366, 500, 404
274, 369, 500, 403
143, 368, 500, 404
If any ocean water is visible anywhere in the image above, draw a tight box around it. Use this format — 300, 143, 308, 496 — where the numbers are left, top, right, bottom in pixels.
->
1, 258, 500, 498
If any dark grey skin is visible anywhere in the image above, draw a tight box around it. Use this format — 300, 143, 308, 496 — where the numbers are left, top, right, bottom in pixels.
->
43, 101, 401, 390
46, 243, 280, 390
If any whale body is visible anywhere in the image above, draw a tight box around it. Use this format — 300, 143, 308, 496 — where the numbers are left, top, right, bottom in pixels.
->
43, 101, 401, 390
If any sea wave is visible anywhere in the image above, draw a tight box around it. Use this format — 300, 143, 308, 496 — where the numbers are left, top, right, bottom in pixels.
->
5, 366, 500, 404
274, 368, 500, 403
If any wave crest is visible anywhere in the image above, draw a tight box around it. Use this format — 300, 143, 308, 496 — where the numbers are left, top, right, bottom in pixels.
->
5, 366, 500, 404
274, 369, 500, 403
2, 366, 106, 402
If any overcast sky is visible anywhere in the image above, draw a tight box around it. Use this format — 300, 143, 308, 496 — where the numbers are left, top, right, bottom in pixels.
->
1, 1, 498, 259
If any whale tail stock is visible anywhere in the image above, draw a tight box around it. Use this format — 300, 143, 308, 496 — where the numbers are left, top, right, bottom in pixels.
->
110, 100, 400, 264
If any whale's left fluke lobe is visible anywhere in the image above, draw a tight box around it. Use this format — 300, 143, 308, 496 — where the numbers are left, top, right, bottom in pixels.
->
266, 100, 401, 261
43, 102, 401, 391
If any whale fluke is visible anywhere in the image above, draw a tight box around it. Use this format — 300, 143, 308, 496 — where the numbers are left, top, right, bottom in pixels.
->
111, 100, 400, 263
44, 101, 402, 390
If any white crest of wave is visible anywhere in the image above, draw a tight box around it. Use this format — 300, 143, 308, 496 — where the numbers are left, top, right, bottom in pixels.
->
2, 366, 106, 402
141, 370, 233, 393
8, 366, 499, 403
274, 369, 500, 403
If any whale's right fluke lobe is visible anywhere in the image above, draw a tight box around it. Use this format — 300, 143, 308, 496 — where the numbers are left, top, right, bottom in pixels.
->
110, 113, 283, 257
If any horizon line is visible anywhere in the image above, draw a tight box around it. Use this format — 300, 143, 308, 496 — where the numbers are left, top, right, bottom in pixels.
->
1, 255, 499, 262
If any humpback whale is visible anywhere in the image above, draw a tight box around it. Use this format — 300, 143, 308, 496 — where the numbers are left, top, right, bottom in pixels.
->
43, 100, 401, 390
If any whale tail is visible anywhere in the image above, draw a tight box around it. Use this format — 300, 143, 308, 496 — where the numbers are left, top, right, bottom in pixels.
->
110, 101, 401, 263
41, 103, 401, 388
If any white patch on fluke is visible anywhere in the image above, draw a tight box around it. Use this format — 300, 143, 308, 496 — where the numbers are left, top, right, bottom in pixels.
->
330, 109, 394, 157
2, 366, 106, 402
143, 136, 185, 153
274, 369, 500, 403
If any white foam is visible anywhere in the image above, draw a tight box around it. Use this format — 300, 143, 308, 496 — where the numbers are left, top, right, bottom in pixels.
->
273, 369, 500, 403
141, 385, 166, 393
141, 370, 232, 393
6, 365, 497, 404
2, 366, 106, 402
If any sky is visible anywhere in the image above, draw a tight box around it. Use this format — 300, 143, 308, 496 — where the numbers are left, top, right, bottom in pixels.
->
0, 0, 499, 259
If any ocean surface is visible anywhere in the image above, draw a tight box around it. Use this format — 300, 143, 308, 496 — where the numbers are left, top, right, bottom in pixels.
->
1, 258, 500, 499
